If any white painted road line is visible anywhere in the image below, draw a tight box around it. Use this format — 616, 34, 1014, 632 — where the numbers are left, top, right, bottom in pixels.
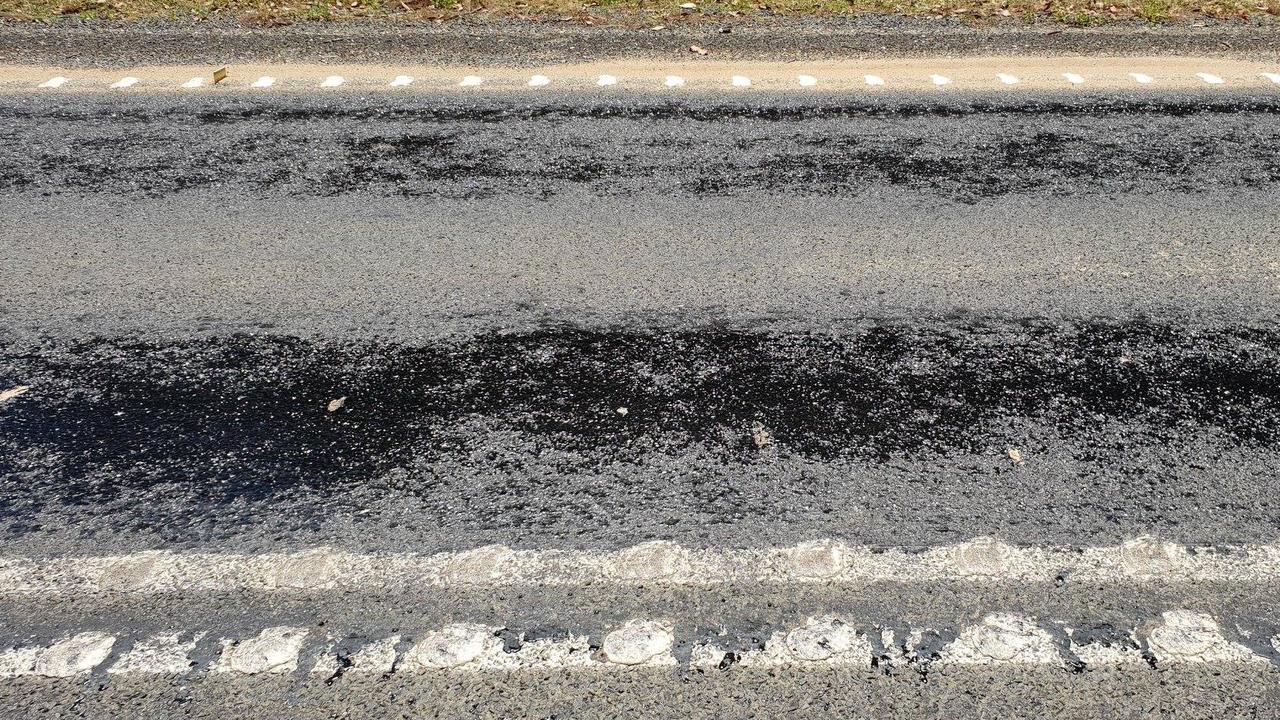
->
931, 74, 952, 86
1130, 72, 1154, 84
37, 76, 68, 89
6, 538, 1280, 594
1264, 72, 1280, 85
796, 74, 818, 87
389, 75, 414, 87
458, 75, 484, 87
0, 611, 1273, 677
250, 76, 275, 88
1063, 73, 1085, 85
597, 74, 618, 87
731, 75, 751, 88
664, 75, 686, 88
1195, 72, 1226, 85
319, 75, 345, 88
528, 75, 550, 87
996, 73, 1020, 85
180, 77, 204, 89
864, 74, 885, 87
109, 77, 139, 89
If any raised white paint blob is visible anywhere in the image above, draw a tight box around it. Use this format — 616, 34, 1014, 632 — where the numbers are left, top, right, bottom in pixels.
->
181, 77, 204, 89
796, 74, 818, 87
251, 76, 275, 88
1062, 73, 1085, 85
320, 75, 344, 88
110, 77, 139, 89
458, 75, 484, 87
37, 76, 69, 88
996, 73, 1020, 85
731, 75, 751, 87
664, 75, 686, 88
528, 75, 550, 87
930, 74, 952, 86
1129, 73, 1153, 84
1263, 73, 1280, 85
864, 74, 885, 86
597, 74, 618, 87
389, 75, 414, 87
1195, 72, 1225, 85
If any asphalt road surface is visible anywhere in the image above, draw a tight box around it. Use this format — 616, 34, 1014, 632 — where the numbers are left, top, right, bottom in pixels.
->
1, 26, 1280, 718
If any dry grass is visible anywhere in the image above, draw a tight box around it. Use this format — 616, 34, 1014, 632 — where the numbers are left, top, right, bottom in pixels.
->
0, 0, 1276, 26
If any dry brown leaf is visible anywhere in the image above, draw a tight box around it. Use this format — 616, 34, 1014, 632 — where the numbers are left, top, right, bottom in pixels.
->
327, 396, 347, 412
689, 44, 709, 55
751, 421, 772, 448
1006, 447, 1025, 465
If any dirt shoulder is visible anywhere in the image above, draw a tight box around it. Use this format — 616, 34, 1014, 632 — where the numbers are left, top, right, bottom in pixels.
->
1, 0, 1278, 27
0, 19, 1277, 67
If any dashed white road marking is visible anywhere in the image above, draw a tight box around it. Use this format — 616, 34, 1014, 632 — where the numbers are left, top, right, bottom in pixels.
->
930, 74, 952, 86
458, 75, 484, 87
37, 76, 68, 89
1129, 72, 1154, 84
1062, 73, 1085, 85
319, 75, 345, 88
597, 74, 618, 87
389, 75, 414, 87
664, 75, 686, 88
996, 73, 1020, 85
796, 74, 818, 87
731, 75, 751, 88
250, 76, 275, 88
109, 76, 139, 89
528, 74, 550, 87
864, 74, 885, 87
1195, 72, 1225, 85
180, 77, 204, 89
1264, 72, 1280, 85
2, 610, 1273, 678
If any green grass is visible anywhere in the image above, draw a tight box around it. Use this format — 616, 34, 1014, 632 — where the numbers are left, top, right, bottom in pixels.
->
0, 0, 1275, 25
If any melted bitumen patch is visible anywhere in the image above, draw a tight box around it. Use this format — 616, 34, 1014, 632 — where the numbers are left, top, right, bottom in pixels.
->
1, 323, 1278, 521
0, 94, 1277, 201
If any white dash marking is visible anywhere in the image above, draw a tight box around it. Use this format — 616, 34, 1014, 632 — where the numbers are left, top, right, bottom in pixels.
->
996, 73, 1020, 85
931, 74, 952, 86
797, 74, 818, 87
458, 75, 484, 87
37, 76, 69, 89
389, 75, 414, 87
731, 75, 751, 88
251, 76, 275, 88
320, 75, 345, 88
181, 77, 204, 89
1263, 72, 1280, 85
664, 75, 686, 88
597, 74, 618, 87
528, 75, 551, 87
1129, 73, 1153, 85
864, 74, 885, 87
1195, 72, 1225, 85
110, 77, 139, 89
1062, 73, 1085, 85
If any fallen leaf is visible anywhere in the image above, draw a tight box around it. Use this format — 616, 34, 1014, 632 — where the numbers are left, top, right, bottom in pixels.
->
689, 44, 709, 55
751, 421, 772, 448
0, 385, 29, 403
616, 406, 628, 416
1006, 447, 1025, 465
327, 396, 347, 412
213, 67, 228, 84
